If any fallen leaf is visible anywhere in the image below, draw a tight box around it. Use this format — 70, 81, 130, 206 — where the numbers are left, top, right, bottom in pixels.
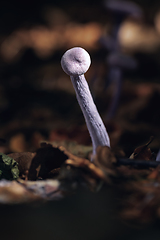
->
28, 142, 68, 180
129, 136, 154, 161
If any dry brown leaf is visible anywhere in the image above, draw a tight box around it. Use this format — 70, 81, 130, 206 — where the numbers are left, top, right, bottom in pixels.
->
28, 142, 68, 180
59, 145, 106, 180
129, 136, 154, 161
8, 142, 68, 180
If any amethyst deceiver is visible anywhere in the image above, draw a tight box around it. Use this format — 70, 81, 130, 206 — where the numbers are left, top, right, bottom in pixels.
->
61, 47, 110, 156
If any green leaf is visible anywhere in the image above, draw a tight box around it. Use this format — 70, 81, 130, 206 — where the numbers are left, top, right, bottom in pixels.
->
0, 153, 19, 180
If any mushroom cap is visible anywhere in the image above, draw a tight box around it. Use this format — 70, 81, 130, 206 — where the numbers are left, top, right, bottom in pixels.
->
61, 47, 91, 76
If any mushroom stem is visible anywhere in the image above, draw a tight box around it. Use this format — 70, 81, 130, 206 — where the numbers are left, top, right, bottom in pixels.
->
71, 74, 110, 155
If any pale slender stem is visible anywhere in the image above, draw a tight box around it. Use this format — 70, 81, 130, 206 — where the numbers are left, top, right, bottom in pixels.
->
71, 74, 110, 155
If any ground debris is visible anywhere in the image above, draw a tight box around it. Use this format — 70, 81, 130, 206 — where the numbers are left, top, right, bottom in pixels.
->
0, 178, 63, 204
0, 180, 40, 204
0, 138, 160, 224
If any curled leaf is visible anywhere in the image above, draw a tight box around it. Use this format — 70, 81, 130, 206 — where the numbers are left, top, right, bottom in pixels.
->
129, 136, 154, 161
28, 142, 68, 180
58, 146, 109, 191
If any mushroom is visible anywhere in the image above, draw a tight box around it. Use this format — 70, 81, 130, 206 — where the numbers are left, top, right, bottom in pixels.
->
61, 47, 110, 157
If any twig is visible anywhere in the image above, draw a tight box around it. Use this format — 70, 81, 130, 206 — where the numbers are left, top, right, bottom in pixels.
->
116, 158, 160, 168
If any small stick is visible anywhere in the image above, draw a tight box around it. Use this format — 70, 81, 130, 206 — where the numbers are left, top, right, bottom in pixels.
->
117, 158, 160, 168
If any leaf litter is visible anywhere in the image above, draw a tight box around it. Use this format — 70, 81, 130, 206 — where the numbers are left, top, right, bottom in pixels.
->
0, 135, 160, 225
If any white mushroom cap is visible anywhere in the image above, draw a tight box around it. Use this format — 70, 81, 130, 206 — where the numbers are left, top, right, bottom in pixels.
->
61, 47, 91, 76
